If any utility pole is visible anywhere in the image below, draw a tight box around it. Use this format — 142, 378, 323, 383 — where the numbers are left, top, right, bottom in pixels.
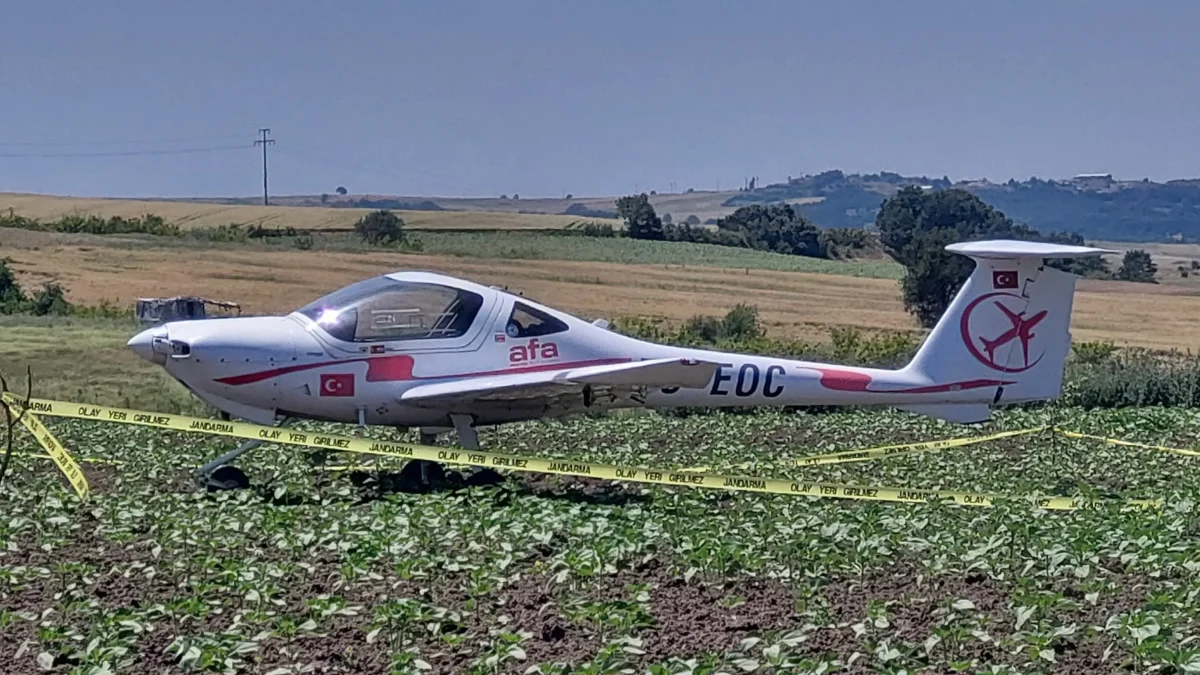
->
254, 128, 275, 205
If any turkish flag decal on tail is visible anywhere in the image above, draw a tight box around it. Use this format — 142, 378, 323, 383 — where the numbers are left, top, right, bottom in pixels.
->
319, 373, 355, 397
992, 270, 1019, 289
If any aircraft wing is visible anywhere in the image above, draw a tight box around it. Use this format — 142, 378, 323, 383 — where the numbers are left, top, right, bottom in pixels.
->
397, 357, 719, 412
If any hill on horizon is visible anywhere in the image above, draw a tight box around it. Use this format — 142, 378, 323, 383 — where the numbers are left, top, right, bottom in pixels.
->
129, 168, 1200, 244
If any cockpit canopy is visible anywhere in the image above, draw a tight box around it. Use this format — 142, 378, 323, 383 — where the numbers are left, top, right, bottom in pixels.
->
294, 276, 485, 343
293, 274, 571, 344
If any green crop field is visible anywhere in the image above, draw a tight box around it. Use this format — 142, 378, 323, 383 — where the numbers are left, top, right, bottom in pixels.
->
5, 328, 1200, 672
411, 232, 902, 278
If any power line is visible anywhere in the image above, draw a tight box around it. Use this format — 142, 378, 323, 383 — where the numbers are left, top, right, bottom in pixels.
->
0, 145, 248, 158
0, 134, 249, 147
254, 129, 275, 206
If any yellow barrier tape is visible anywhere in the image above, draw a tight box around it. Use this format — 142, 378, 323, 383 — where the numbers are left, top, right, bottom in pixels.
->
680, 427, 1047, 473
9, 396, 1162, 511
2, 398, 90, 499
794, 427, 1048, 466
1056, 429, 1200, 458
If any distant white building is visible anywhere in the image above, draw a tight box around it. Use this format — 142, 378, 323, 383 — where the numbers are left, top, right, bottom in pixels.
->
1072, 173, 1113, 190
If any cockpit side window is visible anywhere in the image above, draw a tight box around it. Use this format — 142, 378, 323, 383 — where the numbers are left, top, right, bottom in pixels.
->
505, 301, 569, 338
295, 277, 485, 343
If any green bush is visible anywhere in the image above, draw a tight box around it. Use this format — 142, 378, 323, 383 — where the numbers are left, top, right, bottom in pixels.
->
1072, 340, 1118, 365
188, 224, 251, 242
0, 211, 181, 236
355, 209, 409, 246
1062, 348, 1200, 408
28, 282, 71, 316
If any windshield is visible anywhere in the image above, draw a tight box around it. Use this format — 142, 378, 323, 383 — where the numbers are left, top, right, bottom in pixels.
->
295, 276, 484, 343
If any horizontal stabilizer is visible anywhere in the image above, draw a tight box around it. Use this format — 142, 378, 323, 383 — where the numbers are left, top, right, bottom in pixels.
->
945, 239, 1116, 260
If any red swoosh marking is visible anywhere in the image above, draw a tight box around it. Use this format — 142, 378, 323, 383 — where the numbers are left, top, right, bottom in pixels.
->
215, 355, 632, 386
811, 367, 1012, 393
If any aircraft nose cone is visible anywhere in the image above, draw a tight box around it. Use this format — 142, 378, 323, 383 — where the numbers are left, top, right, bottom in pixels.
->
128, 326, 167, 364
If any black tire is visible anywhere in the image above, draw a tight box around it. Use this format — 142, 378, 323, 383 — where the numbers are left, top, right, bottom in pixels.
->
206, 465, 250, 492
466, 468, 504, 487
397, 459, 446, 491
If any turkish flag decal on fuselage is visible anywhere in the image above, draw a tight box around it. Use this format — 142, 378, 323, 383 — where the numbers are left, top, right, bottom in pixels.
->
320, 373, 355, 397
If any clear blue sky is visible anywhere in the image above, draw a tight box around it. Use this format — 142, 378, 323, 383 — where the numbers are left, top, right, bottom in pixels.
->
3, 0, 1198, 199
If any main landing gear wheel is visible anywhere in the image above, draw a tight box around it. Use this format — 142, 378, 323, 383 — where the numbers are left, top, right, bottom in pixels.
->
398, 459, 447, 492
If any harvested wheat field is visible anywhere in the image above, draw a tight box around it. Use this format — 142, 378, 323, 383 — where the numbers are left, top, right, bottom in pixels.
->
0, 192, 605, 231
5, 239, 1200, 350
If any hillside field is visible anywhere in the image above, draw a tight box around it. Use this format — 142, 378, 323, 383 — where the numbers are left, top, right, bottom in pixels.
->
0, 192, 609, 231
3, 230, 1200, 353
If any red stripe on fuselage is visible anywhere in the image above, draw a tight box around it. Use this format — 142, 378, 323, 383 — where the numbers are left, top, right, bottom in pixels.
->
810, 367, 1012, 393
213, 354, 632, 386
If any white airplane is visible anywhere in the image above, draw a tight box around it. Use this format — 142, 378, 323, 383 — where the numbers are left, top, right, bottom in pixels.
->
127, 239, 1111, 490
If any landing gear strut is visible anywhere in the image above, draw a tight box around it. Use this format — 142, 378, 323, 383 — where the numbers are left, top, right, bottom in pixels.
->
401, 414, 483, 490
194, 417, 294, 492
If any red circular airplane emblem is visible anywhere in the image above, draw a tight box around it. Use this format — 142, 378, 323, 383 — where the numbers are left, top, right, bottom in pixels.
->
959, 292, 1049, 373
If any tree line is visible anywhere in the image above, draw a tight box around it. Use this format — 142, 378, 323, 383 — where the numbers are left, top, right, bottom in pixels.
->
612, 187, 1160, 328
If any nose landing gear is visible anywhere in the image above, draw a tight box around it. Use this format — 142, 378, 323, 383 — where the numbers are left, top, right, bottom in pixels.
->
194, 418, 293, 492
193, 414, 496, 494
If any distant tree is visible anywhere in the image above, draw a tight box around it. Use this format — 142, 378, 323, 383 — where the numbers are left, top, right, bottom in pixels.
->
501, 194, 508, 200
877, 187, 1040, 327
686, 188, 694, 194
616, 193, 664, 240
564, 193, 573, 200
512, 194, 520, 200
320, 193, 329, 204
662, 213, 673, 224
355, 210, 408, 246
0, 258, 27, 313
716, 204, 825, 258
335, 186, 348, 195
1118, 250, 1158, 283
28, 283, 70, 316
685, 215, 701, 225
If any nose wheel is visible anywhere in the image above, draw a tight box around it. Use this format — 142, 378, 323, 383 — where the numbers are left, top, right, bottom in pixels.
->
205, 465, 251, 491
193, 417, 294, 492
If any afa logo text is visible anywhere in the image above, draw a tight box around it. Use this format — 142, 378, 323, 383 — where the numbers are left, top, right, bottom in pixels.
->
508, 338, 560, 364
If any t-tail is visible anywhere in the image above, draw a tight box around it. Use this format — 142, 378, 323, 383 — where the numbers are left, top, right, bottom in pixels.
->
894, 239, 1115, 423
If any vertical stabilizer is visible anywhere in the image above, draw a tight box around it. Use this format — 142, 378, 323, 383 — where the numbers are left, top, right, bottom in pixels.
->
902, 239, 1114, 406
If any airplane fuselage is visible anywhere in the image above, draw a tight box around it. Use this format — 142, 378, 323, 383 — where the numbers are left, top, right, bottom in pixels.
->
136, 310, 1010, 431
126, 242, 1111, 447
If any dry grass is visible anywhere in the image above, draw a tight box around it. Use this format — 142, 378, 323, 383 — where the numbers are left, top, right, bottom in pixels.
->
5, 235, 1200, 351
1092, 240, 1200, 288
0, 192, 606, 231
